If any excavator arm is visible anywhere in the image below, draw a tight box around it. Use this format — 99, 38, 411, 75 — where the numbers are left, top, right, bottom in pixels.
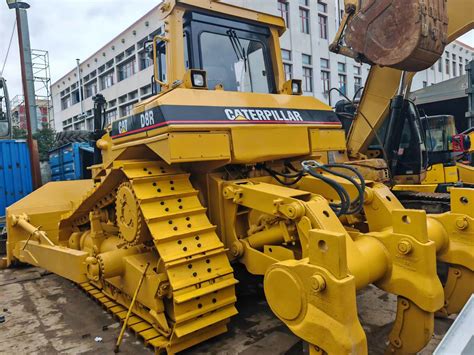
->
337, 0, 474, 156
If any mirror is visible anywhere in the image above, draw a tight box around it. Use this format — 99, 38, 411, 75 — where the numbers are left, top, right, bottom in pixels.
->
153, 34, 168, 87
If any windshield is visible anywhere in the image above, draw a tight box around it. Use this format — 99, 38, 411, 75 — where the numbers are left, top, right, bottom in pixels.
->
199, 31, 271, 93
425, 116, 456, 152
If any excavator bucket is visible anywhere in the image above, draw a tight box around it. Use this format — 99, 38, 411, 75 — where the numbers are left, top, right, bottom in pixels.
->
345, 0, 448, 71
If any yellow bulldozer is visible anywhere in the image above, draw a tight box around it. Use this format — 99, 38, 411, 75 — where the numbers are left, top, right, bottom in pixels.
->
3, 0, 474, 354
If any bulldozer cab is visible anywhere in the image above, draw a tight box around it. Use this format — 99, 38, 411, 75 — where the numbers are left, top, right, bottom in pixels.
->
151, 0, 287, 94
107, 0, 342, 167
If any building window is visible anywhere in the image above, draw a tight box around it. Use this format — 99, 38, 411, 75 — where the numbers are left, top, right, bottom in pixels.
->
99, 71, 114, 90
354, 65, 361, 75
338, 62, 346, 73
302, 54, 312, 65
321, 70, 330, 95
320, 58, 329, 70
318, 14, 328, 39
116, 52, 125, 63
71, 89, 81, 105
338, 74, 347, 95
438, 60, 442, 72
281, 49, 292, 61
139, 51, 153, 71
299, 8, 310, 34
278, 0, 290, 26
61, 96, 71, 110
445, 58, 450, 75
460, 63, 464, 74
118, 58, 136, 82
452, 61, 457, 76
120, 103, 134, 117
423, 81, 428, 88
105, 109, 117, 124
318, 1, 327, 13
354, 76, 362, 97
284, 63, 293, 81
125, 45, 135, 57
85, 81, 97, 98
303, 67, 313, 92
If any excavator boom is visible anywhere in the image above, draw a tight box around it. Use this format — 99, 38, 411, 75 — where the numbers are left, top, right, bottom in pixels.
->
338, 0, 474, 156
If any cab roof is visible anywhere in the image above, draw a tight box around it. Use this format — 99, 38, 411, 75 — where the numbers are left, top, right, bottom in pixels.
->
159, 0, 287, 36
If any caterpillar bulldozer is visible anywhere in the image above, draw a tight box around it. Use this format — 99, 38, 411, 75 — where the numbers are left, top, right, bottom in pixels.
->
4, 0, 474, 354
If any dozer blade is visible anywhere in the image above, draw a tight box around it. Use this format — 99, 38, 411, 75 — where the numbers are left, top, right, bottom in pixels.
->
345, 0, 448, 71
5, 180, 94, 267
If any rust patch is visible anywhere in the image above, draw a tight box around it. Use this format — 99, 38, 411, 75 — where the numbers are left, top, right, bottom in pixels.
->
346, 0, 448, 71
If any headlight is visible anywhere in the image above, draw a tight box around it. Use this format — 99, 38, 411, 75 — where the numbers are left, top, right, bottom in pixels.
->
191, 70, 207, 88
292, 82, 301, 95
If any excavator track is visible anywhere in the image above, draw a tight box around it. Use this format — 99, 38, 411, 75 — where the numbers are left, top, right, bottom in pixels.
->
68, 160, 239, 353
393, 190, 451, 214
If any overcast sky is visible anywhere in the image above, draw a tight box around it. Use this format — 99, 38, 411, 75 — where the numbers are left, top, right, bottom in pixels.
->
0, 0, 158, 99
1, 0, 473, 100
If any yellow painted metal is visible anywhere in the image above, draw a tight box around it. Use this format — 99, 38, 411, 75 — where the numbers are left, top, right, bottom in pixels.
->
423, 163, 451, 184
6, 180, 94, 266
309, 128, 346, 152
457, 162, 474, 184
115, 262, 150, 353
444, 165, 460, 184
5, 1, 474, 354
438, 265, 474, 316
264, 229, 367, 354
386, 297, 434, 354
147, 132, 231, 164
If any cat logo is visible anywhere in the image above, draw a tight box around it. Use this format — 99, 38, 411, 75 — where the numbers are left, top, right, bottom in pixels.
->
234, 114, 250, 121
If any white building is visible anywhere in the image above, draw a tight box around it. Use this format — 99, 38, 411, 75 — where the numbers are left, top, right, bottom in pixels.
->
413, 40, 474, 89
51, 0, 474, 132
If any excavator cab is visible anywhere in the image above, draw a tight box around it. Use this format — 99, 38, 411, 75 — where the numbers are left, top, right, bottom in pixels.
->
423, 115, 458, 164
0, 77, 12, 138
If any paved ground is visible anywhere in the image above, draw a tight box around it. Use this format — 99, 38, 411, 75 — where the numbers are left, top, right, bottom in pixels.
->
0, 264, 453, 354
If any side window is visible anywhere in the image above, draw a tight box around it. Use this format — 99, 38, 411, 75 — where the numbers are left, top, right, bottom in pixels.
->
184, 32, 191, 71
157, 43, 167, 84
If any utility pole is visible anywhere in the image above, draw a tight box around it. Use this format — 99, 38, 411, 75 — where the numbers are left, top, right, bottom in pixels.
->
7, 0, 41, 189
76, 59, 85, 118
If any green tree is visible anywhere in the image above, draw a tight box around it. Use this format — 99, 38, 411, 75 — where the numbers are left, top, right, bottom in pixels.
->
12, 126, 27, 139
33, 124, 56, 161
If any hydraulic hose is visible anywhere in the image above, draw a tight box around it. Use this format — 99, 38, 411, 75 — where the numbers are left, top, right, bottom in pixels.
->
318, 163, 366, 214
262, 161, 366, 217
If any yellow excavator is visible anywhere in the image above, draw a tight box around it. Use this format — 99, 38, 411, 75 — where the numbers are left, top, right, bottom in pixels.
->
3, 1, 474, 354
331, 0, 474, 210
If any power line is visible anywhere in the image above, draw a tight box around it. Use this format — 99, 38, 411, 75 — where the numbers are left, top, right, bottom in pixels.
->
1, 19, 17, 78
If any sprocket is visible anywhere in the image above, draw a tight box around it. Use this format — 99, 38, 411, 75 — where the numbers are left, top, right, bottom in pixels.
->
115, 181, 148, 245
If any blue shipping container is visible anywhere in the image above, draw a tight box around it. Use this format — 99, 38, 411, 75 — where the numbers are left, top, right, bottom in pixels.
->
0, 140, 33, 224
49, 142, 94, 181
